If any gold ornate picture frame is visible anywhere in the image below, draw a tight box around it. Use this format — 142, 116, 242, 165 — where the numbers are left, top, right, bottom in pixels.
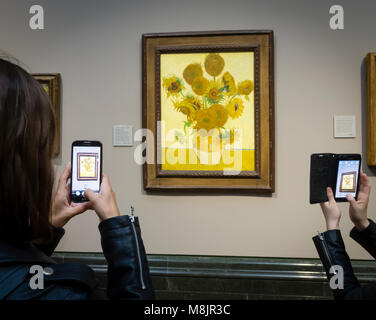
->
33, 73, 61, 157
142, 30, 274, 192
367, 53, 376, 166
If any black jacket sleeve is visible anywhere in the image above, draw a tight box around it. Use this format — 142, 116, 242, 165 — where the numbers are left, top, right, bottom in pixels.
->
350, 219, 376, 259
313, 229, 376, 300
33, 226, 65, 257
98, 215, 155, 300
313, 230, 361, 299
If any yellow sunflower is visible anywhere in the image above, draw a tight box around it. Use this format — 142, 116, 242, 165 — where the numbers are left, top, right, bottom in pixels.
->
206, 80, 223, 103
163, 76, 184, 98
237, 80, 254, 95
194, 108, 217, 131
209, 104, 228, 127
173, 96, 201, 121
226, 98, 245, 119
222, 72, 236, 96
173, 100, 195, 121
191, 76, 209, 95
190, 96, 202, 110
204, 54, 225, 77
183, 63, 203, 85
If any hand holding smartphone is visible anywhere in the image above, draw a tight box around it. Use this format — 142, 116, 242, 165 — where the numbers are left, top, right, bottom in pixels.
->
310, 153, 361, 204
71, 140, 103, 203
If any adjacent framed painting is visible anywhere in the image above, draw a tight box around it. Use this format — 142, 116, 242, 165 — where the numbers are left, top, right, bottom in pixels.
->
367, 53, 376, 166
33, 73, 61, 157
142, 30, 274, 192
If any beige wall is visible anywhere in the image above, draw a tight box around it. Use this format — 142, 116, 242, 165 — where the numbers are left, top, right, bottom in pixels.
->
1, 0, 376, 259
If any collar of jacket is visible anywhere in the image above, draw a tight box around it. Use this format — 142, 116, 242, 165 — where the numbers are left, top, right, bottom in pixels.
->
0, 240, 56, 265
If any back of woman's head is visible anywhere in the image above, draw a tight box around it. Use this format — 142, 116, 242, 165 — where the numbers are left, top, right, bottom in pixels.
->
0, 58, 55, 243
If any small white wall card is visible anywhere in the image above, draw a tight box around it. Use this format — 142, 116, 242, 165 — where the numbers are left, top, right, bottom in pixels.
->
334, 115, 356, 138
113, 125, 133, 146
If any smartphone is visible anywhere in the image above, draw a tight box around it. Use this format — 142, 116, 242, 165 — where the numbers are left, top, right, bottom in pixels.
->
71, 140, 103, 202
310, 153, 361, 204
333, 154, 361, 201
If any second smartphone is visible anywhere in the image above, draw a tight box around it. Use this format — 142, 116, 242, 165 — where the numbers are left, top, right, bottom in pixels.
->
71, 140, 103, 203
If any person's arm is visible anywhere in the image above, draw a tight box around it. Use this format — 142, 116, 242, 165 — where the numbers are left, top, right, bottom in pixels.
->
50, 162, 91, 229
350, 219, 376, 259
346, 171, 376, 258
85, 175, 155, 300
313, 227, 376, 300
34, 163, 90, 256
313, 228, 361, 299
98, 215, 154, 299
313, 187, 362, 299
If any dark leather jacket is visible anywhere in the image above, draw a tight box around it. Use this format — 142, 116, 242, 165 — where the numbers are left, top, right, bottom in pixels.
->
313, 219, 376, 300
0, 215, 155, 300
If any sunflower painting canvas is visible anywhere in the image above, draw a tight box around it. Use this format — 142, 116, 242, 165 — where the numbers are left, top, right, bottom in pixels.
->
160, 51, 255, 174
143, 31, 274, 192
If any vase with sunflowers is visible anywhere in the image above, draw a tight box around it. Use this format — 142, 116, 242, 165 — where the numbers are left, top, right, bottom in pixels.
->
162, 53, 253, 165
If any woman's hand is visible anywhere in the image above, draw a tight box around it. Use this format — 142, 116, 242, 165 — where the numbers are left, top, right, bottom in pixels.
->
320, 187, 341, 230
84, 174, 120, 222
51, 162, 91, 228
347, 170, 371, 231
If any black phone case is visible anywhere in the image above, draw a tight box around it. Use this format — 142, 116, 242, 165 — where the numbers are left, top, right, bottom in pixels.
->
310, 154, 337, 204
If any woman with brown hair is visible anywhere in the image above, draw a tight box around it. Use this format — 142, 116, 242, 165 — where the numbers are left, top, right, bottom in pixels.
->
0, 58, 154, 300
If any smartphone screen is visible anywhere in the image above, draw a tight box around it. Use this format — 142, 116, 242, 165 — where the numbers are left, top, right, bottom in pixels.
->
71, 141, 102, 202
334, 159, 360, 199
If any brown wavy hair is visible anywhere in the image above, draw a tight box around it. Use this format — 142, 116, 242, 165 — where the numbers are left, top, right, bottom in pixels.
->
0, 58, 55, 243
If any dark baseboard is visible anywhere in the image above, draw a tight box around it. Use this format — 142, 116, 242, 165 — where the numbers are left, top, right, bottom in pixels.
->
52, 252, 376, 300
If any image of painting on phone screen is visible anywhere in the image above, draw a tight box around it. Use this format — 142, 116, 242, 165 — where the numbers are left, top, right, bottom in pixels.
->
335, 160, 360, 198
77, 153, 98, 180
72, 146, 101, 197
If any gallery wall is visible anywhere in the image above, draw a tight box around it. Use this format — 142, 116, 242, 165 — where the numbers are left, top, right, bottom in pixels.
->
1, 0, 376, 259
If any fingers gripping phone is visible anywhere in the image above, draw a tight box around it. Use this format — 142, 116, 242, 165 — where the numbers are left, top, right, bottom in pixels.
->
309, 153, 361, 204
71, 140, 103, 202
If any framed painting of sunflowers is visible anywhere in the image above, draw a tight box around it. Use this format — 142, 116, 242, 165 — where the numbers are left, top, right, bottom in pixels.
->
142, 30, 274, 192
33, 73, 61, 157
